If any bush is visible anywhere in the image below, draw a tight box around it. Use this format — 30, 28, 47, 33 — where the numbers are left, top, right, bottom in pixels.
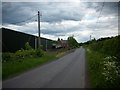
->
25, 42, 33, 50
102, 56, 120, 88
15, 49, 26, 59
87, 48, 120, 88
15, 49, 36, 59
15, 42, 37, 59
89, 35, 120, 59
67, 36, 79, 49
2, 42, 46, 63
36, 47, 45, 57
2, 53, 14, 62
86, 35, 120, 88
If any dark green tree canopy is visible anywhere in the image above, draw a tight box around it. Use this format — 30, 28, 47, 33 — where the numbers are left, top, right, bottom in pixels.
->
67, 36, 79, 49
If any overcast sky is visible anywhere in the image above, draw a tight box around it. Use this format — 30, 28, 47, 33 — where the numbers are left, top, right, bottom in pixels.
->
2, 1, 118, 42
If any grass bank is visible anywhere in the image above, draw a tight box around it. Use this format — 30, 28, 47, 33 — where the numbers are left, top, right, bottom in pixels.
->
2, 54, 56, 79
86, 47, 120, 88
56, 50, 68, 58
2, 49, 70, 79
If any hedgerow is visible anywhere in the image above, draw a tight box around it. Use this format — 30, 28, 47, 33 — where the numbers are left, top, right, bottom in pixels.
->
2, 42, 45, 62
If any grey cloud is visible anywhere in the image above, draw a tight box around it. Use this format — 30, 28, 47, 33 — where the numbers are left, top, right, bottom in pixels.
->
2, 2, 118, 23
2, 2, 118, 24
2, 2, 37, 24
98, 2, 118, 16
2, 2, 87, 24
2, 2, 118, 42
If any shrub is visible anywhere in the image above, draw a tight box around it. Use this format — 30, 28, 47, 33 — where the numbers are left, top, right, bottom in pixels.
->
15, 49, 36, 59
14, 42, 36, 59
25, 42, 33, 50
67, 36, 79, 49
2, 42, 46, 62
102, 56, 120, 88
36, 47, 45, 57
15, 49, 26, 59
27, 49, 36, 57
86, 35, 120, 88
2, 53, 14, 62
89, 35, 120, 59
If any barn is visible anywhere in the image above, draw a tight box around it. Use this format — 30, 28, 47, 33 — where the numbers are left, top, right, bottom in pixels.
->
1, 28, 53, 52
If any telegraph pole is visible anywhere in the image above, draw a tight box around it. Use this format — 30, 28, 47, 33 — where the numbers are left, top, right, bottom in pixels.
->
46, 39, 47, 51
90, 35, 91, 41
38, 11, 42, 48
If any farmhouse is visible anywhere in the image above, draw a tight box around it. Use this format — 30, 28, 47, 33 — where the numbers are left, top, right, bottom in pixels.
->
58, 38, 69, 48
52, 38, 69, 49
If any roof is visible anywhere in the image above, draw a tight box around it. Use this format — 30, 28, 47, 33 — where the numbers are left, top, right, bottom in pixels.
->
60, 40, 67, 43
1, 28, 53, 41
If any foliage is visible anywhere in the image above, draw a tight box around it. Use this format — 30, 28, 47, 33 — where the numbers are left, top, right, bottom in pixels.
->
2, 41, 71, 79
2, 42, 56, 79
36, 47, 45, 57
2, 53, 14, 62
67, 36, 79, 49
79, 43, 83, 46
86, 48, 105, 88
102, 56, 120, 87
25, 42, 33, 50
52, 40, 58, 44
15, 49, 36, 59
86, 48, 120, 88
2, 42, 45, 62
89, 35, 120, 60
40, 45, 44, 50
85, 35, 120, 88
3, 54, 56, 79
56, 51, 68, 58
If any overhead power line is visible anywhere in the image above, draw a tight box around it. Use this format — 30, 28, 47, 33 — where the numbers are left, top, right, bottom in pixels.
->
96, 2, 105, 23
9, 14, 37, 25
92, 1, 105, 31
90, 1, 105, 39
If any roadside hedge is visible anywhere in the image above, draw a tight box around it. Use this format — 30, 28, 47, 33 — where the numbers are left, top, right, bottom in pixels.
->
89, 35, 120, 60
2, 42, 45, 62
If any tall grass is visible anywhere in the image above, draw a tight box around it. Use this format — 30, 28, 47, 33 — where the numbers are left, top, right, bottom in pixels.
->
3, 54, 56, 79
89, 35, 120, 59
86, 47, 120, 88
86, 48, 105, 88
2, 49, 70, 79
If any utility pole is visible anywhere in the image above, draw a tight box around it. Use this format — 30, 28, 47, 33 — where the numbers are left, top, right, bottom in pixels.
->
35, 37, 37, 50
90, 35, 91, 41
46, 39, 47, 51
38, 11, 42, 48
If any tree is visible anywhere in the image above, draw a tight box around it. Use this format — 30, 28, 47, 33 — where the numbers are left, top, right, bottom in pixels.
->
67, 36, 79, 49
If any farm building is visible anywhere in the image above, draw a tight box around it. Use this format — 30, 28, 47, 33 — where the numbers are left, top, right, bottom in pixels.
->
1, 28, 53, 52
58, 38, 69, 48
52, 38, 69, 49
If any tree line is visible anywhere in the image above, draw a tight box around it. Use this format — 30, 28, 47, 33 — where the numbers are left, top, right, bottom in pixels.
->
82, 35, 120, 60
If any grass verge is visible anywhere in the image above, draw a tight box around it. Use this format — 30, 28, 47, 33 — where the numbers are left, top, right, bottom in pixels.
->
2, 54, 56, 79
56, 51, 68, 58
86, 48, 105, 88
2, 50, 70, 80
86, 47, 120, 88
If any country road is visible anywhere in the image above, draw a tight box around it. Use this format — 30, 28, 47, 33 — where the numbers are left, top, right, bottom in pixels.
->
3, 46, 89, 88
